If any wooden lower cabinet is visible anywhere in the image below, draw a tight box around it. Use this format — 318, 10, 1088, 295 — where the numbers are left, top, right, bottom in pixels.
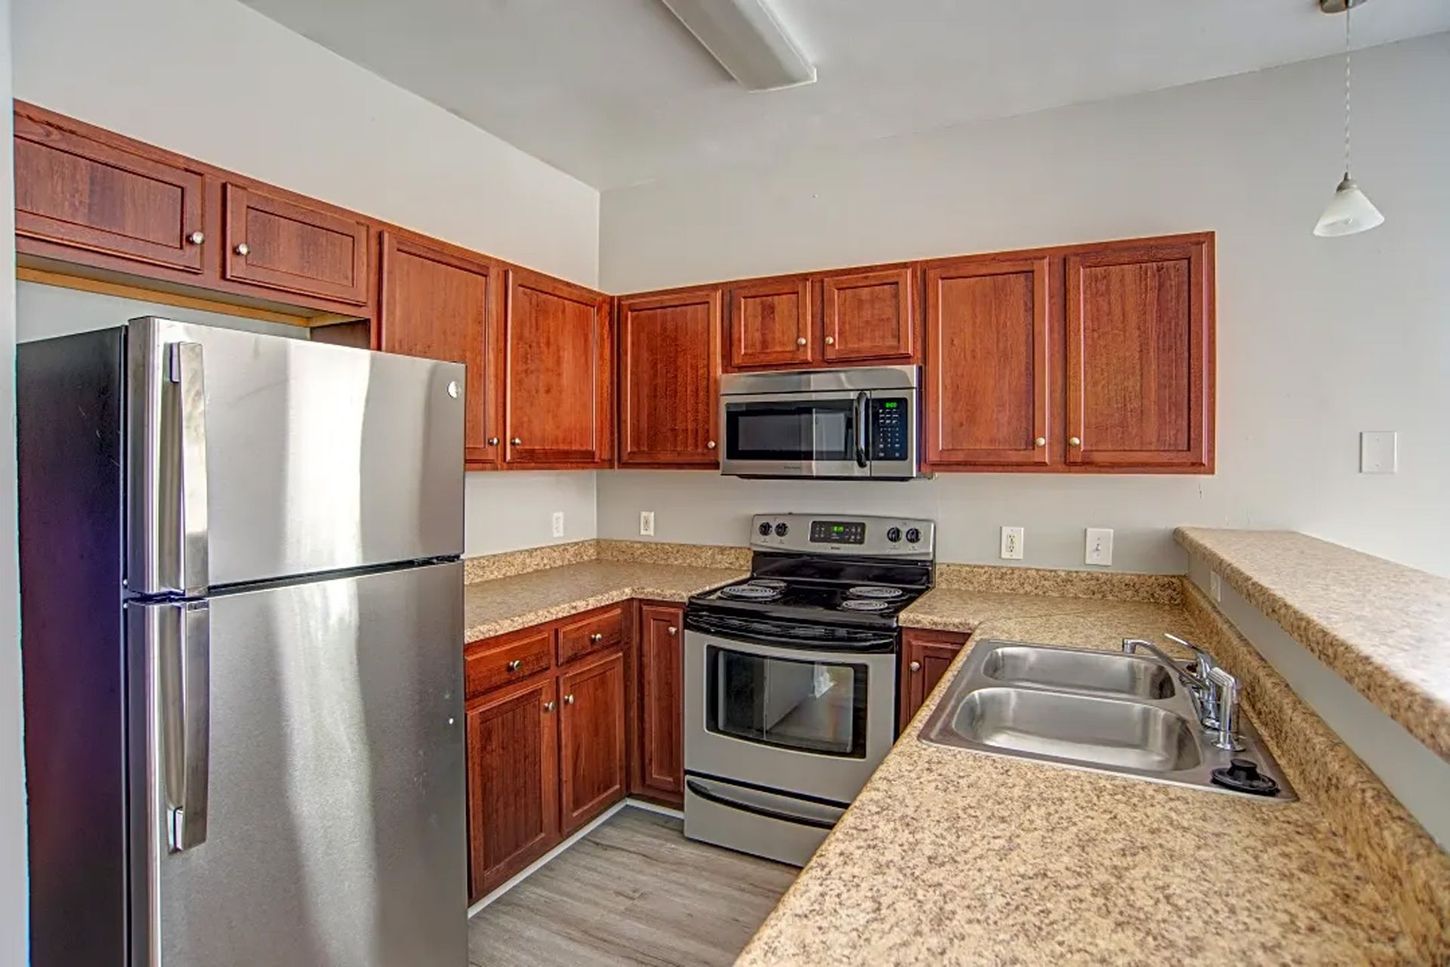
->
899, 629, 970, 732
635, 603, 685, 806
559, 650, 628, 834
465, 675, 559, 902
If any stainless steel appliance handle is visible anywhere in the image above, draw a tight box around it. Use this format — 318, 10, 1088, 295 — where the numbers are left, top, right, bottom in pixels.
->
166, 341, 210, 597
854, 391, 869, 468
685, 779, 837, 830
159, 602, 211, 851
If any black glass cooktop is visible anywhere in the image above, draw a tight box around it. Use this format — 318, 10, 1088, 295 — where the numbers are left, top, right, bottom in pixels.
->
691, 576, 927, 628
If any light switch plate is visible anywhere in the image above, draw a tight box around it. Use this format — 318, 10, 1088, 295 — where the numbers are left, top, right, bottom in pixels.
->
1360, 431, 1398, 474
551, 511, 565, 538
1000, 526, 1024, 560
640, 511, 655, 537
1085, 528, 1114, 567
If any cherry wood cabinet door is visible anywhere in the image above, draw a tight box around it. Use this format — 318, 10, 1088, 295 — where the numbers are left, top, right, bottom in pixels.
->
14, 109, 206, 273
925, 256, 1054, 468
223, 183, 371, 306
821, 267, 916, 363
558, 649, 627, 835
636, 604, 685, 806
899, 630, 969, 732
503, 270, 613, 468
618, 288, 722, 467
465, 675, 560, 902
728, 278, 813, 369
1066, 236, 1213, 470
379, 232, 502, 468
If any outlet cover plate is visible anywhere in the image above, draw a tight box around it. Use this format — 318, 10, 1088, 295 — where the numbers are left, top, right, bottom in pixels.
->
551, 511, 565, 538
1000, 526, 1024, 560
1360, 431, 1398, 474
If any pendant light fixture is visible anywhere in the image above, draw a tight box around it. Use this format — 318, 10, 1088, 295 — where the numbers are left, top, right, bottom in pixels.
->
1314, 0, 1384, 237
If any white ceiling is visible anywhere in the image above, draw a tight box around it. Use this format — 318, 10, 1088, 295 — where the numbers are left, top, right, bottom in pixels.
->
239, 0, 1450, 190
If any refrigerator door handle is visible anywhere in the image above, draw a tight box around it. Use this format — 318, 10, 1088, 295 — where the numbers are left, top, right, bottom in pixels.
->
159, 601, 211, 851
166, 341, 210, 597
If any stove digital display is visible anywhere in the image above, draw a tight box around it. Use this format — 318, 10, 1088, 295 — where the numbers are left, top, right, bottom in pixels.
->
810, 520, 866, 545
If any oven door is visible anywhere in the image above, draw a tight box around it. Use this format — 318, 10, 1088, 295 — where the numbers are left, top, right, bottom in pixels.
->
683, 624, 897, 804
720, 390, 869, 478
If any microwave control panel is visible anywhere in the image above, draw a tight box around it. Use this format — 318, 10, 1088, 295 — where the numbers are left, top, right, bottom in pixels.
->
870, 398, 910, 460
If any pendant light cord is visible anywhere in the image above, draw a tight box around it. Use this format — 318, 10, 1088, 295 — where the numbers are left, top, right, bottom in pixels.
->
1344, 3, 1353, 178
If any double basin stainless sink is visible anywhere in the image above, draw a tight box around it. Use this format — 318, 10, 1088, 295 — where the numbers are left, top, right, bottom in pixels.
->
919, 640, 1295, 800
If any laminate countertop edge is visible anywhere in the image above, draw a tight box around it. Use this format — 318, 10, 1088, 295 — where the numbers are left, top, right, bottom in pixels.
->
1174, 527, 1450, 761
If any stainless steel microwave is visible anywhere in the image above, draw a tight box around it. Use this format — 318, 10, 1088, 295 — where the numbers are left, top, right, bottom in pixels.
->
719, 366, 920, 479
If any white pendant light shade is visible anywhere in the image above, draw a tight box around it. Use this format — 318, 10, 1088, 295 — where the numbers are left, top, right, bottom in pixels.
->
1314, 174, 1385, 237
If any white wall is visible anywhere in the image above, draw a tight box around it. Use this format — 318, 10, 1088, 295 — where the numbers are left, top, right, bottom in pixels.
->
600, 34, 1450, 576
16, 281, 311, 342
14, 0, 609, 556
1, 0, 30, 959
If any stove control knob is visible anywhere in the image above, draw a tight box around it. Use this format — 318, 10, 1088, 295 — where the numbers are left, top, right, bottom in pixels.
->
774, 522, 789, 537
905, 527, 922, 544
758, 521, 772, 537
886, 527, 902, 543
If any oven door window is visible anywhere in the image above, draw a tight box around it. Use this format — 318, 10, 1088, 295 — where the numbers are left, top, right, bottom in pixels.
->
706, 646, 868, 758
724, 399, 857, 463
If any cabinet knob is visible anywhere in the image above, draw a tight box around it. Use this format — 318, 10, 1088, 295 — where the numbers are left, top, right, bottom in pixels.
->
564, 693, 575, 706
1034, 437, 1047, 447
706, 441, 716, 450
234, 242, 250, 256
667, 626, 678, 636
511, 437, 522, 446
589, 632, 603, 642
487, 437, 500, 446
506, 659, 522, 672
824, 335, 835, 346
1068, 436, 1082, 448
909, 660, 922, 672
187, 231, 205, 245
543, 701, 556, 713
796, 336, 808, 347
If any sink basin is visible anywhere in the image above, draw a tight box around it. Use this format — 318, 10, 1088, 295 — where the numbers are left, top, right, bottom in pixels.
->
919, 639, 1296, 800
950, 686, 1200, 773
981, 644, 1177, 700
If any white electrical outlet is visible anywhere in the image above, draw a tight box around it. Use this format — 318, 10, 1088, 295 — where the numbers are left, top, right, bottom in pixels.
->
551, 511, 565, 538
1000, 526, 1024, 560
639, 511, 655, 537
1209, 570, 1223, 603
1085, 528, 1114, 567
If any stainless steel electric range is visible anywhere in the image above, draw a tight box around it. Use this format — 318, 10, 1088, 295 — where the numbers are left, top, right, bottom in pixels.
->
682, 513, 936, 866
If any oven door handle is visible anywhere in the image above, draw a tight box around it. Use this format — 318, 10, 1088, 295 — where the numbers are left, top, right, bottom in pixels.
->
684, 612, 898, 651
686, 780, 838, 831
854, 391, 869, 468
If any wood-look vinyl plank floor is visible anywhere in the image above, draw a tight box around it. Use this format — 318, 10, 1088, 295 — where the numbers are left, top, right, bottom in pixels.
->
468, 806, 797, 967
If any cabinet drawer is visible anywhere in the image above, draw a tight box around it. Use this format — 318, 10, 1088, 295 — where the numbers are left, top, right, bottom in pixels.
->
556, 605, 626, 665
465, 626, 553, 699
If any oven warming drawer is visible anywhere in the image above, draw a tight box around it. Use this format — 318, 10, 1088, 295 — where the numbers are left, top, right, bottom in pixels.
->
683, 774, 845, 867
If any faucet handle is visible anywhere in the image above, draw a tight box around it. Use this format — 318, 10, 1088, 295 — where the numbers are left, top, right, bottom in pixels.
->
1165, 632, 1215, 675
1206, 665, 1243, 752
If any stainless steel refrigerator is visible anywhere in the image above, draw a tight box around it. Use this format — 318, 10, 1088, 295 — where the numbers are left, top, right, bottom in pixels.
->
17, 317, 468, 966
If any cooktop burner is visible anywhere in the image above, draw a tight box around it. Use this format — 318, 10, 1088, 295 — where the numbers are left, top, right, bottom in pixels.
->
846, 585, 905, 600
718, 581, 784, 601
839, 598, 894, 613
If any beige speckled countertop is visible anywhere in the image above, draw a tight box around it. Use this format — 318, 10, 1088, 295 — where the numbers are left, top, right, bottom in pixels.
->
738, 593, 1411, 966
463, 560, 745, 642
1176, 527, 1450, 761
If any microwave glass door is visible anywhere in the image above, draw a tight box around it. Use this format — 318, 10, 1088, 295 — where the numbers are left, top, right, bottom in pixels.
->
706, 644, 868, 758
723, 393, 863, 473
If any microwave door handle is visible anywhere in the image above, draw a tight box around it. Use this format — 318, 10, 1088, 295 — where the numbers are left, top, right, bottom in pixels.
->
854, 391, 869, 468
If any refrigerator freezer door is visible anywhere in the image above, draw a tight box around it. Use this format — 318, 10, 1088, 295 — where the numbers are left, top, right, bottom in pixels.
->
128, 317, 464, 594
129, 561, 466, 967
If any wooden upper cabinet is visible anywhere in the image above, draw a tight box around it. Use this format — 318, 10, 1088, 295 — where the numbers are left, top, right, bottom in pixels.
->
465, 675, 559, 902
821, 267, 915, 363
925, 256, 1054, 468
14, 108, 206, 273
1066, 235, 1214, 470
636, 604, 685, 806
728, 278, 813, 369
223, 183, 370, 305
379, 232, 501, 467
618, 288, 722, 467
503, 270, 613, 468
558, 650, 627, 835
